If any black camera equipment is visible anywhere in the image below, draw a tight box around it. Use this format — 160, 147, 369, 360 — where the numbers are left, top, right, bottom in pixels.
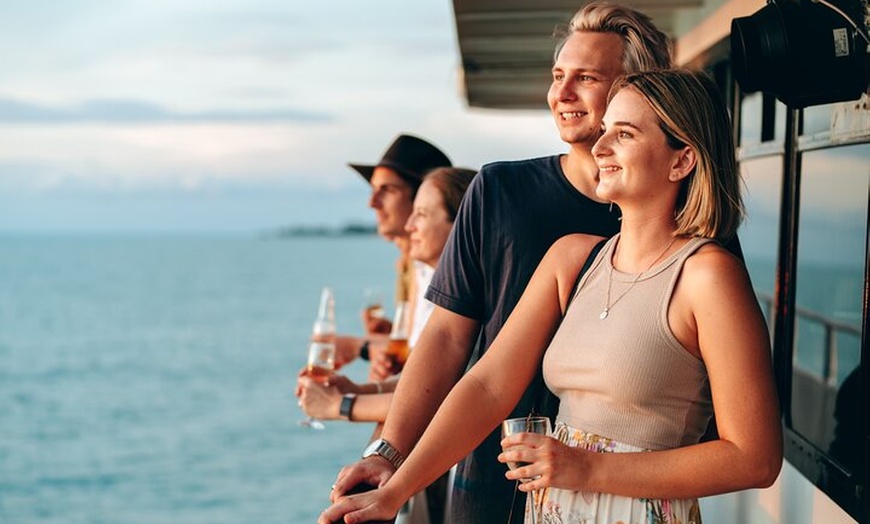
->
731, 0, 869, 107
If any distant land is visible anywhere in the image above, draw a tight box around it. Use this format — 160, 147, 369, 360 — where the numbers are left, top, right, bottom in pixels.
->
272, 222, 378, 237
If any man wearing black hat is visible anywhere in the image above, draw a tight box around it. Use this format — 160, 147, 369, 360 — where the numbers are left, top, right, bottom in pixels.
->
328, 133, 453, 375
350, 134, 453, 243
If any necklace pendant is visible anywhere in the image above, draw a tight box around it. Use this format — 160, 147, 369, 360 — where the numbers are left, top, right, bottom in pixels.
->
599, 309, 609, 320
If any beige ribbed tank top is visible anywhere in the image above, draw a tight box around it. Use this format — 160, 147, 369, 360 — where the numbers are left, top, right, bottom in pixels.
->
542, 234, 714, 451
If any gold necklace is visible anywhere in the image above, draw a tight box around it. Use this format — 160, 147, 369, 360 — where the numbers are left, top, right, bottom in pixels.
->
600, 236, 678, 320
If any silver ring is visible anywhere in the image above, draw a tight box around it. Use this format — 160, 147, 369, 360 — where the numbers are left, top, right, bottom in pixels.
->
331, 484, 335, 490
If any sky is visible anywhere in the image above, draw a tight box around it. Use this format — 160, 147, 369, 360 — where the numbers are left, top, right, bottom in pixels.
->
0, 0, 564, 233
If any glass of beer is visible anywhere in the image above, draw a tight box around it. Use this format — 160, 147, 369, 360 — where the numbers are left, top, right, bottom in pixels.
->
384, 301, 410, 373
385, 337, 410, 370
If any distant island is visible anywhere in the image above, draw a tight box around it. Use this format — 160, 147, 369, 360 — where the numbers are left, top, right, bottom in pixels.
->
272, 222, 378, 237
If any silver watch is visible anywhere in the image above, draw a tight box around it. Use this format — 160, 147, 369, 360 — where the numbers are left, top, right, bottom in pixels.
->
362, 438, 405, 470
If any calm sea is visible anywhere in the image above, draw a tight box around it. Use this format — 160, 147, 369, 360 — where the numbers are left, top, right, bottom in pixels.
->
2, 234, 863, 524
0, 234, 397, 523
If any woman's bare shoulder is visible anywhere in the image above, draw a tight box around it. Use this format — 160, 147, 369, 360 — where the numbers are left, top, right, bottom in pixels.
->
547, 233, 606, 261
682, 240, 751, 294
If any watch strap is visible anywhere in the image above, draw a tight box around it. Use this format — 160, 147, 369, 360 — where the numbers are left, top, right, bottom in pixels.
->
339, 394, 357, 420
363, 438, 405, 470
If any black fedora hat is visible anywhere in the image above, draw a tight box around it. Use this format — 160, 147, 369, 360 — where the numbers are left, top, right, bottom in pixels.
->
348, 134, 452, 185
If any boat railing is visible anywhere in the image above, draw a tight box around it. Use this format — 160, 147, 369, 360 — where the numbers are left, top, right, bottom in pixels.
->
756, 292, 862, 386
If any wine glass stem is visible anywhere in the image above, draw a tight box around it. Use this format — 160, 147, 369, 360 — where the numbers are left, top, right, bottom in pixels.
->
299, 415, 325, 430
529, 487, 542, 524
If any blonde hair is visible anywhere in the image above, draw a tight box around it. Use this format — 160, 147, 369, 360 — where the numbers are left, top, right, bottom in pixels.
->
554, 2, 672, 73
422, 167, 477, 222
609, 69, 744, 240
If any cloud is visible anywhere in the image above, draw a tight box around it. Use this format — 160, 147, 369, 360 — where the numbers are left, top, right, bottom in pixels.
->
0, 0, 561, 233
0, 97, 331, 124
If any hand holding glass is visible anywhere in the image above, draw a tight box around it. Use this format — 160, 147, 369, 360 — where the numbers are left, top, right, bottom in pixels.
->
502, 416, 551, 524
501, 416, 552, 481
299, 341, 335, 429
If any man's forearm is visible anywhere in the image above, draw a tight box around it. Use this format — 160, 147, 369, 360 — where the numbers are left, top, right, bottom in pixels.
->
379, 306, 479, 457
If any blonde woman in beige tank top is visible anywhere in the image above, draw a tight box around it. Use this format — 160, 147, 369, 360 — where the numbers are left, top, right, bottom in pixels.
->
318, 70, 782, 524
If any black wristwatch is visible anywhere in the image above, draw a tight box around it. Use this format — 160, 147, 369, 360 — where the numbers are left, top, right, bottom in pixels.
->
339, 394, 357, 420
362, 438, 405, 470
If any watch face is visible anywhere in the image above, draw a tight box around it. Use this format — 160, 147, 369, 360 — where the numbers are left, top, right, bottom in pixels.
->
361, 438, 403, 469
363, 439, 383, 457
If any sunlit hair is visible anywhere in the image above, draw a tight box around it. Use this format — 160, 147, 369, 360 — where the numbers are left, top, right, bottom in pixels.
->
422, 167, 477, 222
554, 2, 672, 73
608, 69, 744, 240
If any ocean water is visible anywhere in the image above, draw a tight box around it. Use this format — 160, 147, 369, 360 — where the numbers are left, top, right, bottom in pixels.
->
0, 234, 397, 524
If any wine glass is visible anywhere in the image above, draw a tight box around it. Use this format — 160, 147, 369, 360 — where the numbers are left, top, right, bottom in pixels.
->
502, 416, 552, 523
362, 287, 391, 338
501, 416, 552, 479
363, 287, 386, 321
298, 340, 335, 430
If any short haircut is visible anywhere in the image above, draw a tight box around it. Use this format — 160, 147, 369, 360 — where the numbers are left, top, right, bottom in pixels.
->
554, 2, 672, 74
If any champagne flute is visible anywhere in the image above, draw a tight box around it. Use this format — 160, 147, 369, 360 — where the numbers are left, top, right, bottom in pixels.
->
502, 416, 552, 524
299, 340, 335, 430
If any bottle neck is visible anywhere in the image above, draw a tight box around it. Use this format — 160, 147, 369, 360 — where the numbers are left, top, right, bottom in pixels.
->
314, 287, 335, 336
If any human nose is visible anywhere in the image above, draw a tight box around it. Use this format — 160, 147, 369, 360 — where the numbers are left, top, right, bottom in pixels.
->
554, 78, 576, 102
368, 189, 381, 209
404, 213, 417, 234
591, 130, 612, 158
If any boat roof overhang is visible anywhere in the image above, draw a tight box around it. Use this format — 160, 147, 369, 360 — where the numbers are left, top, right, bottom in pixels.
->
451, 0, 738, 110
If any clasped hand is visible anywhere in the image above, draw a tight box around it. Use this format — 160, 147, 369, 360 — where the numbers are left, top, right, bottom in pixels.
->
318, 458, 401, 524
498, 432, 591, 493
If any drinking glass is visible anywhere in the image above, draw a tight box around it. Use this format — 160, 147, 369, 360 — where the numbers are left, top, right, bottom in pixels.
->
362, 287, 391, 337
501, 416, 552, 479
298, 340, 336, 430
383, 301, 410, 373
501, 415, 552, 524
363, 287, 386, 320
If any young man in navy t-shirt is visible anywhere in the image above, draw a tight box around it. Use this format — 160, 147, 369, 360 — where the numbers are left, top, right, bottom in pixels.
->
324, 4, 673, 524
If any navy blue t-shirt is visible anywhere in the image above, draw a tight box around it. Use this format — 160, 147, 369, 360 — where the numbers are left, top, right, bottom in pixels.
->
425, 155, 621, 524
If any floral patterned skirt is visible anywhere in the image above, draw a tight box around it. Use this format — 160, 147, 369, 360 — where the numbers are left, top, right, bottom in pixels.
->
525, 423, 702, 524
